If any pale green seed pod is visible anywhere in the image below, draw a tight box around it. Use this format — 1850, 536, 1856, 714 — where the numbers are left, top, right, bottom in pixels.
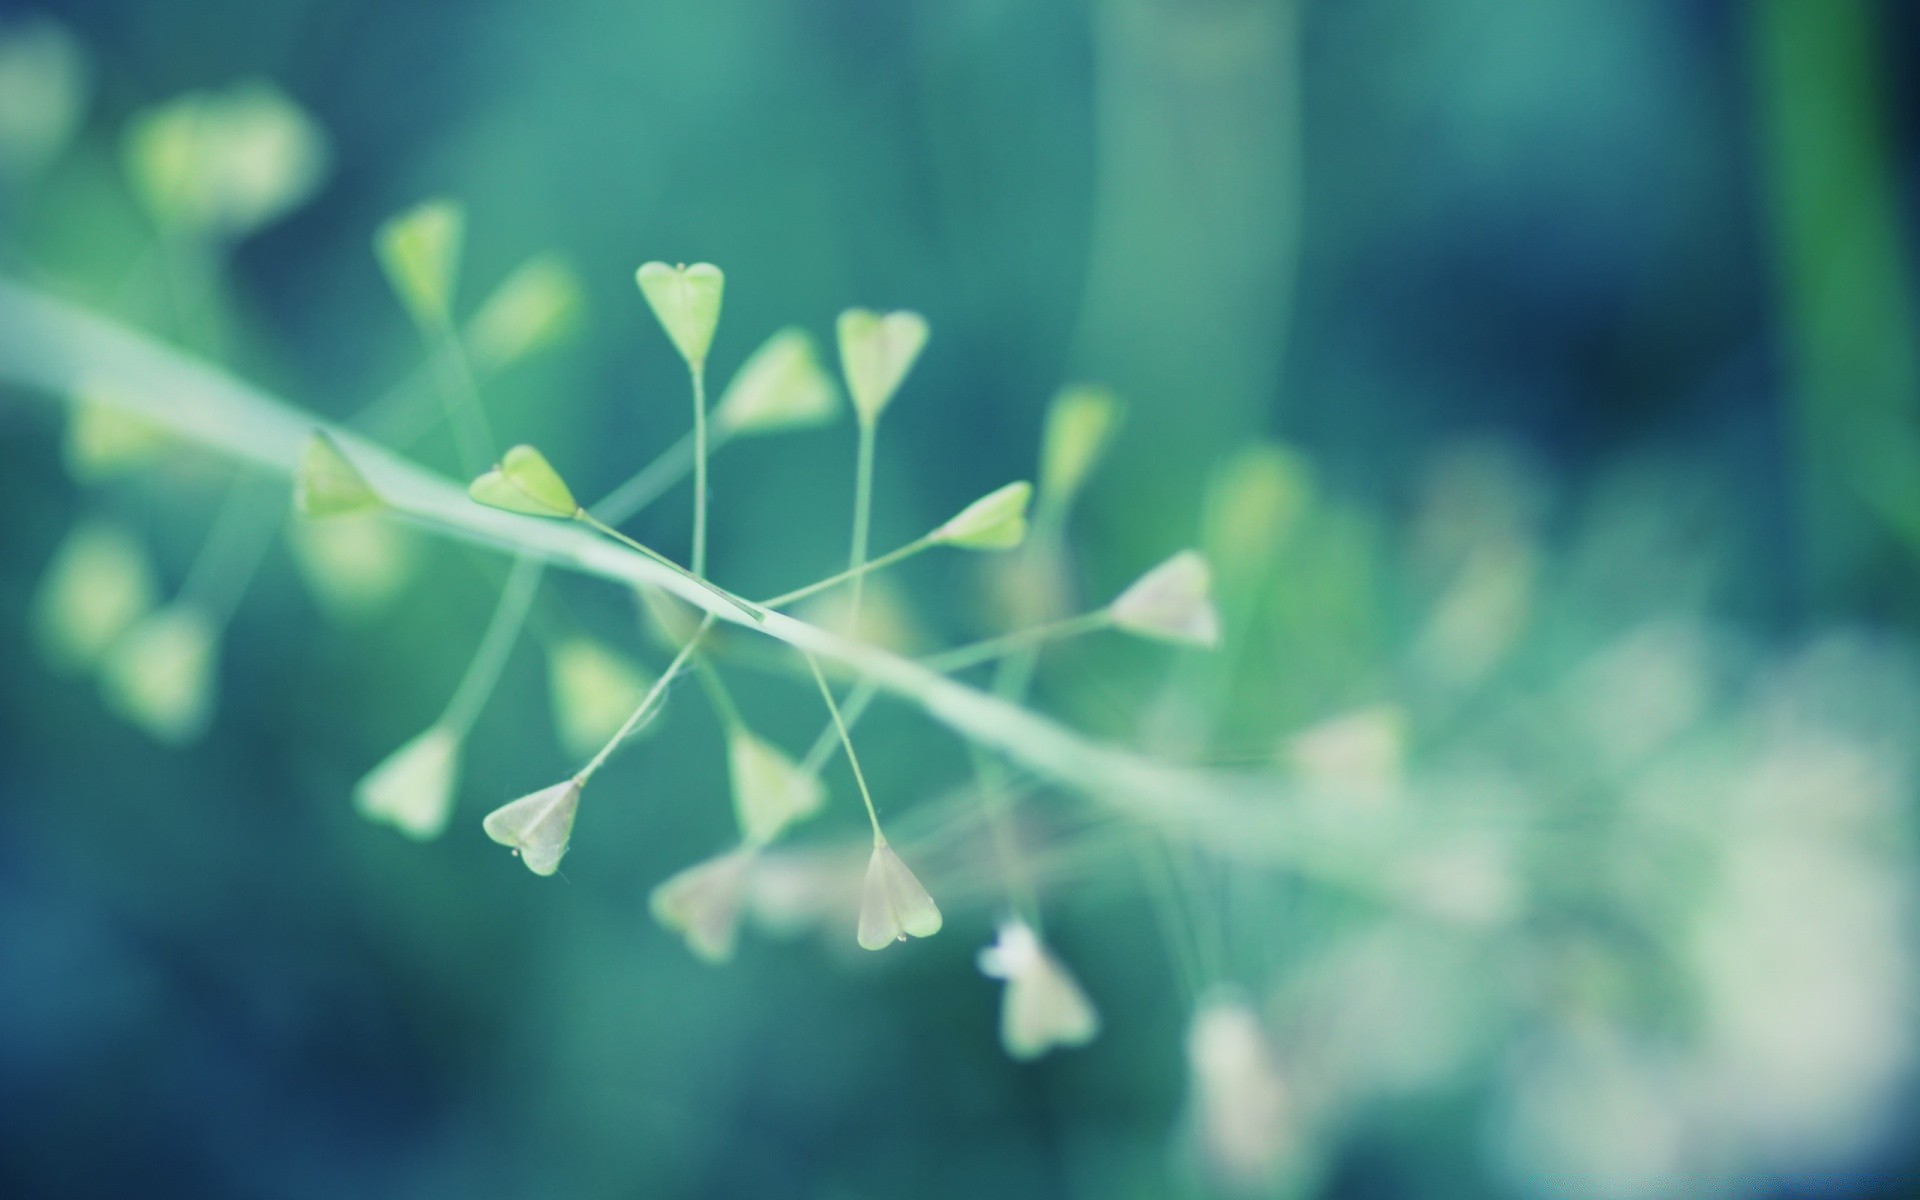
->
635, 261, 724, 370
712, 328, 840, 437
32, 518, 158, 674
468, 254, 585, 373
468, 444, 578, 518
547, 636, 654, 761
1039, 385, 1122, 508
837, 308, 928, 424
650, 847, 757, 963
286, 515, 418, 623
483, 779, 582, 876
1201, 443, 1311, 600
123, 81, 328, 239
63, 389, 168, 482
354, 724, 461, 840
375, 197, 464, 327
728, 729, 826, 846
0, 19, 89, 180
856, 839, 942, 950
978, 920, 1101, 1060
294, 431, 381, 518
1109, 550, 1221, 648
930, 480, 1033, 550
98, 605, 219, 744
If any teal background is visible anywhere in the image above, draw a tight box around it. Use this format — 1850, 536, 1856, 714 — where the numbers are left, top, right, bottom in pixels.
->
4, 1, 1920, 1197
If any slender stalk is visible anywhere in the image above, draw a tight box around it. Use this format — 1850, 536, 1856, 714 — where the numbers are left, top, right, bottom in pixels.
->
924, 610, 1114, 674
691, 364, 709, 578
848, 418, 877, 635
576, 511, 762, 622
805, 651, 883, 842
440, 553, 544, 734
692, 653, 743, 733
176, 473, 284, 628
798, 677, 882, 779
577, 614, 713, 784
761, 536, 932, 609
423, 313, 494, 478
591, 428, 708, 525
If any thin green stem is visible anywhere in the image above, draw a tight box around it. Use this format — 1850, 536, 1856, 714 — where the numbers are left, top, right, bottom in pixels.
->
577, 614, 713, 784
805, 651, 883, 842
576, 511, 762, 622
924, 610, 1114, 674
692, 653, 743, 734
691, 363, 708, 578
440, 553, 545, 735
848, 417, 877, 636
591, 428, 707, 525
176, 472, 283, 629
760, 536, 933, 609
424, 312, 494, 478
797, 678, 881, 779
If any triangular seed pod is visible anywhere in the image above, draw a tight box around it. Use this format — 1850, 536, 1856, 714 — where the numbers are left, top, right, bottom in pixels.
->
468, 444, 579, 518
930, 481, 1032, 550
635, 261, 724, 370
483, 779, 582, 876
375, 197, 464, 327
856, 839, 942, 950
836, 308, 928, 424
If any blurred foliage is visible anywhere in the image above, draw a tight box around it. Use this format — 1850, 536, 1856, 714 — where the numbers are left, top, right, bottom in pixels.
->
3, 2, 1920, 1198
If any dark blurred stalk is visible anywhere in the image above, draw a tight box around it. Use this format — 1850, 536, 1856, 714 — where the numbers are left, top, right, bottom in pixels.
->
1752, 0, 1920, 590
1071, 0, 1303, 515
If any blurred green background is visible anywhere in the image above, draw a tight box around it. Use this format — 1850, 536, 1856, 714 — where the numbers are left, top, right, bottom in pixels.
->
4, 0, 1920, 1197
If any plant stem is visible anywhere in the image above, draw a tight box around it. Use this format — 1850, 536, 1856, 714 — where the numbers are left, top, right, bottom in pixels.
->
575, 511, 762, 622
692, 653, 743, 734
176, 472, 284, 629
577, 614, 714, 785
848, 417, 877, 636
805, 651, 883, 842
591, 428, 707, 525
691, 363, 709, 578
924, 610, 1115, 674
424, 313, 494, 479
760, 536, 933, 609
440, 553, 545, 734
